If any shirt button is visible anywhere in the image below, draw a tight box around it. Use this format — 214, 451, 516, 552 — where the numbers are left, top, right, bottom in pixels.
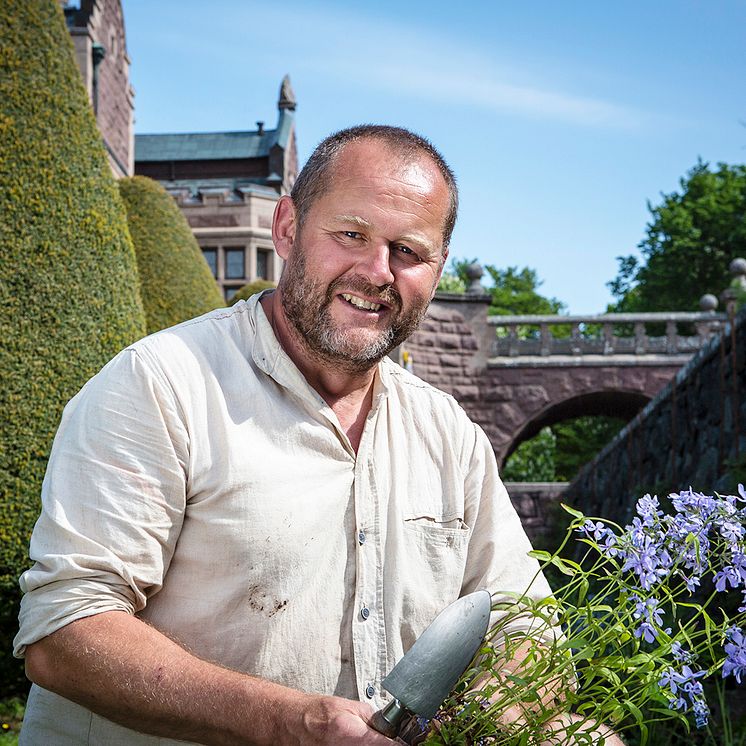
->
358, 530, 366, 545
365, 684, 375, 698
360, 605, 370, 620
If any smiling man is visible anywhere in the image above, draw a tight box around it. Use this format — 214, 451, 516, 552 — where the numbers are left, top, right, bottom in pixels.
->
14, 126, 555, 745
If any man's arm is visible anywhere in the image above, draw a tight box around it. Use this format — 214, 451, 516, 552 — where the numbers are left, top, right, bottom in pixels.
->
25, 611, 394, 746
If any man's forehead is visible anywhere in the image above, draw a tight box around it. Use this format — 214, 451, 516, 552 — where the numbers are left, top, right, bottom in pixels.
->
331, 138, 437, 182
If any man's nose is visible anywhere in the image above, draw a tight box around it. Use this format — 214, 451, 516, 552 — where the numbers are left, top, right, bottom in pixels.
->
357, 241, 395, 287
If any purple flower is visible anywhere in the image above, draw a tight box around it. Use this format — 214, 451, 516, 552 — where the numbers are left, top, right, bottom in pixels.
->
693, 699, 709, 728
714, 566, 742, 592
671, 641, 693, 663
637, 493, 663, 525
659, 664, 709, 727
634, 621, 657, 644
680, 573, 701, 593
720, 523, 743, 542
658, 668, 678, 693
723, 626, 746, 684
732, 551, 746, 581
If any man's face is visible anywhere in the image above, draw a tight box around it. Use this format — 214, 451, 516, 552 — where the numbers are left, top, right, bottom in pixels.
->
277, 139, 450, 372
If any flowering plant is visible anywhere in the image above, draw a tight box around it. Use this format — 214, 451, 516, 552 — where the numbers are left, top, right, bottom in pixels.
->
422, 488, 746, 745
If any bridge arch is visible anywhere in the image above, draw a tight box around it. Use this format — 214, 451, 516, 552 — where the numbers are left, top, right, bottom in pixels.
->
403, 296, 721, 471
478, 363, 681, 468
502, 389, 650, 465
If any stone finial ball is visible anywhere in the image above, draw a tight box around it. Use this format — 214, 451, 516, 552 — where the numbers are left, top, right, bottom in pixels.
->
730, 257, 746, 276
464, 262, 483, 281
699, 293, 718, 312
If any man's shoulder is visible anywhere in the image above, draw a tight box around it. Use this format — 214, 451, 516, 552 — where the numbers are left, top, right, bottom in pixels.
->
140, 302, 253, 346
128, 301, 257, 364
381, 358, 471, 422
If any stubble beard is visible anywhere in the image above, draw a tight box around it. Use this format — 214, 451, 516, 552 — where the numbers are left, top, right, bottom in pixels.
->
279, 243, 432, 374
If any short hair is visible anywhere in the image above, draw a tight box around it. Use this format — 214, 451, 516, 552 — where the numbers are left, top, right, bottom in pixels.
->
290, 124, 458, 251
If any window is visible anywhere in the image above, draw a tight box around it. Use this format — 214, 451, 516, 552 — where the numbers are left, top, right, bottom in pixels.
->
224, 286, 242, 301
202, 247, 217, 278
225, 247, 245, 279
256, 249, 270, 280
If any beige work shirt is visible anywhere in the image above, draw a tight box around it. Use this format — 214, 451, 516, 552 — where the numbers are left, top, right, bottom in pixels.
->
15, 292, 551, 745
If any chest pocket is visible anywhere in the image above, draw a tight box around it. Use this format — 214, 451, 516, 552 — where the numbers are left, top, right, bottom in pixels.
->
396, 502, 472, 646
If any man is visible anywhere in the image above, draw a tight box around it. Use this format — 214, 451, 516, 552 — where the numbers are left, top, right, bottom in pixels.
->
15, 125, 562, 744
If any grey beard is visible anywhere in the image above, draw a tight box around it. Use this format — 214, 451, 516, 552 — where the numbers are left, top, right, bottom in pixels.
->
279, 248, 429, 374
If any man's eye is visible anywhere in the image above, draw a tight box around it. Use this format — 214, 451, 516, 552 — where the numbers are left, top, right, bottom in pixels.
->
342, 231, 361, 239
393, 245, 421, 263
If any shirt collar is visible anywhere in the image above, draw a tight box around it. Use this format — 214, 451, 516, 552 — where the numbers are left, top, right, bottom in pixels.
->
246, 290, 391, 411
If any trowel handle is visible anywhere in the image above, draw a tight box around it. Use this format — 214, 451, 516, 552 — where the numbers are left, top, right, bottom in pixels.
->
370, 698, 409, 738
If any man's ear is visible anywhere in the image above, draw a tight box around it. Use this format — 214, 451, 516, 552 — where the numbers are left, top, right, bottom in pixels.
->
272, 195, 297, 260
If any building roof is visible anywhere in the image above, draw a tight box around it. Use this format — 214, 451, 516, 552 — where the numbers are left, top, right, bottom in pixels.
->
135, 129, 273, 162
135, 75, 296, 164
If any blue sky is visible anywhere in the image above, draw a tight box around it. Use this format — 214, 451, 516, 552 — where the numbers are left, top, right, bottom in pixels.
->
123, 1, 746, 313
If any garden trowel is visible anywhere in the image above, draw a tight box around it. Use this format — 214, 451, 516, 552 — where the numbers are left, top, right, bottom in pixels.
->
370, 589, 492, 739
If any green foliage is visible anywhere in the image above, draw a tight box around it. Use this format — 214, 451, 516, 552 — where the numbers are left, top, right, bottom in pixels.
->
118, 176, 223, 333
504, 417, 626, 484
502, 428, 557, 482
609, 161, 746, 312
437, 256, 477, 294
436, 272, 467, 294
0, 697, 24, 743
228, 279, 277, 306
0, 0, 146, 695
426, 496, 746, 744
553, 416, 625, 481
485, 266, 565, 317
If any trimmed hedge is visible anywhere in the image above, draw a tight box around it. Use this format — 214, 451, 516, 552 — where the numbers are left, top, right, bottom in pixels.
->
228, 279, 277, 305
0, 0, 146, 694
119, 176, 224, 333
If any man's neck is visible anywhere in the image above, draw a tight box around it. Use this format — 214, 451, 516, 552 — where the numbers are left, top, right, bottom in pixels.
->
260, 292, 378, 453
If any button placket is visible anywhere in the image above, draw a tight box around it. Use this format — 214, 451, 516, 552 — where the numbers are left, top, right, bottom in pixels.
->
352, 408, 386, 707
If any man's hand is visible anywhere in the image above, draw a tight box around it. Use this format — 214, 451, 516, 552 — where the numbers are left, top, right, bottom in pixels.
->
284, 694, 395, 745
540, 713, 625, 745
474, 639, 624, 745
24, 611, 393, 745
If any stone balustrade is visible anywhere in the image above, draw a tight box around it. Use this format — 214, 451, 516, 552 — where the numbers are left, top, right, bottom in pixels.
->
487, 311, 726, 359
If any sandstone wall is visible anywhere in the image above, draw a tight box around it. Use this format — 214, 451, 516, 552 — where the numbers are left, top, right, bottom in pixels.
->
565, 309, 746, 524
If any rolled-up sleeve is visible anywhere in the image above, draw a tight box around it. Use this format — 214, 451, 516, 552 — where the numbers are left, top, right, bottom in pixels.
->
14, 347, 189, 657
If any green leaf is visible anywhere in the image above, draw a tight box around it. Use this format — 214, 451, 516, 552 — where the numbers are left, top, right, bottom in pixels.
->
624, 699, 644, 725
547, 556, 577, 576
561, 503, 585, 519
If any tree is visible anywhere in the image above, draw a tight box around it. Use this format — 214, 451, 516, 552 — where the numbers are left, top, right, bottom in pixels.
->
609, 161, 746, 312
0, 0, 146, 695
118, 176, 224, 333
502, 428, 557, 482
228, 279, 277, 305
552, 416, 625, 482
437, 256, 475, 293
485, 266, 565, 317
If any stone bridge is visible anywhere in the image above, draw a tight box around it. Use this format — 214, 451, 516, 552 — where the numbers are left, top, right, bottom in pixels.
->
404, 295, 726, 470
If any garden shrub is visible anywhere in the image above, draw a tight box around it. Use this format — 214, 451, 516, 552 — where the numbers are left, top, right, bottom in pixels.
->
118, 176, 224, 332
228, 279, 277, 305
0, 0, 146, 695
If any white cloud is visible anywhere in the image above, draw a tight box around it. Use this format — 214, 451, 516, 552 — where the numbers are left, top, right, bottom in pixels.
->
223, 2, 645, 129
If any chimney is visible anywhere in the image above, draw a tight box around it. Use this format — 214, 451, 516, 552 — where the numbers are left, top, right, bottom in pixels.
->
256, 121, 264, 135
